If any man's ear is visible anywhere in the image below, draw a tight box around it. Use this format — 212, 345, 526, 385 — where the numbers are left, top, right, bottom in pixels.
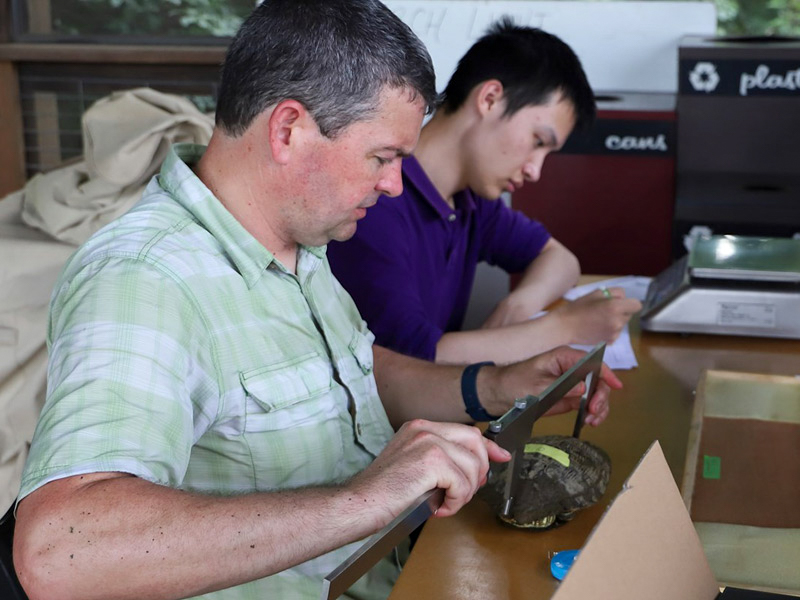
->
475, 79, 505, 118
267, 99, 309, 165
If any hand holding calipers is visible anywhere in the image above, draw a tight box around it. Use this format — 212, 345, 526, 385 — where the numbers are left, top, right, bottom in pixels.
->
321, 343, 606, 600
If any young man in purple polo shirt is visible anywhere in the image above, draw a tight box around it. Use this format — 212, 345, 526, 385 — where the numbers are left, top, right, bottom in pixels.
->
328, 19, 641, 364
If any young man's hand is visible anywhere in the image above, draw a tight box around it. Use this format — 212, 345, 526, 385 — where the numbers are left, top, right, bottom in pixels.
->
552, 287, 642, 344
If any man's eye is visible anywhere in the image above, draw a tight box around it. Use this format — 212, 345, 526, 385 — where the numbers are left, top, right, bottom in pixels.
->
376, 156, 392, 166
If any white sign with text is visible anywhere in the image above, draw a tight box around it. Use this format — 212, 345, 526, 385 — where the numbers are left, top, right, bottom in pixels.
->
384, 1, 717, 93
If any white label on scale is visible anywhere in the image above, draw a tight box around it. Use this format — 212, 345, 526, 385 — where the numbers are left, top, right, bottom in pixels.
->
717, 302, 776, 328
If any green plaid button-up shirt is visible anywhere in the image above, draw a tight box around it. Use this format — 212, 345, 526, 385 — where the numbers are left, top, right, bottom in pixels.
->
20, 144, 400, 600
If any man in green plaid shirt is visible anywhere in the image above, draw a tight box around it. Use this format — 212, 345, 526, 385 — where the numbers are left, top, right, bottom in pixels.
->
13, 1, 620, 599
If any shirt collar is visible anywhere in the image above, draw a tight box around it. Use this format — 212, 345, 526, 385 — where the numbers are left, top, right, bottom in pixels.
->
402, 155, 477, 220
159, 144, 326, 288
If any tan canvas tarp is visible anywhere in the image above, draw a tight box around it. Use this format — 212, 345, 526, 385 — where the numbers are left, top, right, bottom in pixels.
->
0, 88, 213, 510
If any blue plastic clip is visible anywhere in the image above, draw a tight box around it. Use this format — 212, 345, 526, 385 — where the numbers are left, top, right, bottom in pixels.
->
550, 549, 580, 581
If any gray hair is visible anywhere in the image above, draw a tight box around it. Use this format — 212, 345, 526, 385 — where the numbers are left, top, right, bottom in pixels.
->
215, 0, 437, 138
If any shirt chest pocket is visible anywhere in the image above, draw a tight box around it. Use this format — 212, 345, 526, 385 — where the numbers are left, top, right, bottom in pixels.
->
239, 353, 348, 487
240, 352, 339, 431
348, 328, 373, 375
336, 328, 379, 398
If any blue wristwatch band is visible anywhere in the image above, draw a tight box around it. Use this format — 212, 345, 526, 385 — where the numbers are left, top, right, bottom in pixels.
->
461, 361, 500, 422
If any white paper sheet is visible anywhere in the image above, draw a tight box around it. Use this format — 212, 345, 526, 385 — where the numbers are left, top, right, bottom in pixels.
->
535, 276, 652, 370
563, 275, 652, 302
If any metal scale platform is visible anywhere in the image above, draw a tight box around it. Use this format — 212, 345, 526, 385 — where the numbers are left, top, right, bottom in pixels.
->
640, 236, 800, 339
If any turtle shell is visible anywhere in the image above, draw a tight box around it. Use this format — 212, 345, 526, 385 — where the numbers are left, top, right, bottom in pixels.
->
480, 435, 611, 530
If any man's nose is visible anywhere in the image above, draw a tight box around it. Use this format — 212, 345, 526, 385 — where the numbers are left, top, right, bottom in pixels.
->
377, 160, 404, 197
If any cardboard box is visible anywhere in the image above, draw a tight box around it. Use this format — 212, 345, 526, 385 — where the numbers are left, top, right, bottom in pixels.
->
682, 370, 800, 595
550, 437, 799, 599
551, 441, 719, 600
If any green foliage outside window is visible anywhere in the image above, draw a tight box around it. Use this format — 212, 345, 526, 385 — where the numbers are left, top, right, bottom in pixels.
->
716, 0, 800, 35
51, 0, 251, 37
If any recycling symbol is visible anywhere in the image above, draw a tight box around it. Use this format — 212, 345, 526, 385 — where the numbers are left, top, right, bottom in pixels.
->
689, 62, 720, 93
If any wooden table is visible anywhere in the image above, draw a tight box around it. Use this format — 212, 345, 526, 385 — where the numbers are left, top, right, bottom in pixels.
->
389, 312, 800, 599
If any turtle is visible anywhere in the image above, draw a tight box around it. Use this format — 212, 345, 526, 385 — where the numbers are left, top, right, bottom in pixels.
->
479, 434, 611, 530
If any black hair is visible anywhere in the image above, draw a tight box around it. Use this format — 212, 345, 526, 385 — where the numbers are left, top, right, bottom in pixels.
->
215, 0, 437, 138
439, 17, 595, 130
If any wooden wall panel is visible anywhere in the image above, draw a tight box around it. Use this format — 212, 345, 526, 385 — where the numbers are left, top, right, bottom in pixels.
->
0, 60, 26, 198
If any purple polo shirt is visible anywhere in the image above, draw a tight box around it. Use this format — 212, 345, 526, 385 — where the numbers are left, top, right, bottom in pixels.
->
328, 155, 550, 361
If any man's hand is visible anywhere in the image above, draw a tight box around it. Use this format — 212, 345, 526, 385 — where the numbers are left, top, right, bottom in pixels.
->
347, 420, 511, 524
478, 346, 623, 428
552, 287, 642, 345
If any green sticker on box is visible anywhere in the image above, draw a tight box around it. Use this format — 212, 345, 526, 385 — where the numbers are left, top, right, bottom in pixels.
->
524, 443, 570, 467
703, 455, 721, 479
